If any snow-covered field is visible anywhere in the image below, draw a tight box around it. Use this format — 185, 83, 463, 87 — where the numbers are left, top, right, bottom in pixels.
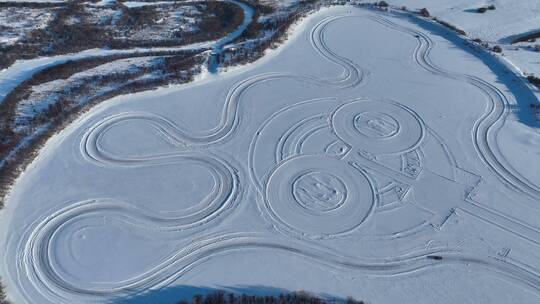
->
387, 0, 540, 77
0, 7, 53, 46
1, 4, 540, 304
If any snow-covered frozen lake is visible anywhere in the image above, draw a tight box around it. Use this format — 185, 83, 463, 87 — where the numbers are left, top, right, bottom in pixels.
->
2, 5, 540, 304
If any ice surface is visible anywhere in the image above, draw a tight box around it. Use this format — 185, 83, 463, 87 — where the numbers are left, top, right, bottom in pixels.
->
1, 4, 540, 304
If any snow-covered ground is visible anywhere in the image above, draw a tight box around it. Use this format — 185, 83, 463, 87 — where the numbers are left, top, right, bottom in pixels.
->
386, 0, 540, 77
1, 4, 540, 304
14, 56, 162, 127
122, 1, 177, 8
262, 0, 300, 9
0, 7, 53, 46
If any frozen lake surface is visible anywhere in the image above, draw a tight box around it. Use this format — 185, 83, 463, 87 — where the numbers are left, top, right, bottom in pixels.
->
2, 5, 540, 304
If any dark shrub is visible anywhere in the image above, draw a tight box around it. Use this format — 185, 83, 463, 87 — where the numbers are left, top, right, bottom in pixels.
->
492, 45, 503, 53
0, 278, 10, 304
433, 18, 467, 35
419, 8, 430, 17
478, 5, 495, 13
376, 1, 388, 7
512, 31, 540, 44
527, 75, 540, 86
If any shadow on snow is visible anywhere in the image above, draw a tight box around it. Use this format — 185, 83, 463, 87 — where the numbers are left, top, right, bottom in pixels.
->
111, 285, 351, 304
392, 10, 539, 128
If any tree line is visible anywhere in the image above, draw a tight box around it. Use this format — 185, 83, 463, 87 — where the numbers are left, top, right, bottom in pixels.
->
182, 291, 366, 304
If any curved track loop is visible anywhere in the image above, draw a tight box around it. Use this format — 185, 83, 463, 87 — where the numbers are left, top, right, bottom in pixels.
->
369, 15, 540, 200
79, 113, 241, 222
17, 228, 540, 303
80, 14, 367, 154
263, 155, 376, 237
310, 15, 367, 87
248, 97, 339, 193
331, 99, 426, 155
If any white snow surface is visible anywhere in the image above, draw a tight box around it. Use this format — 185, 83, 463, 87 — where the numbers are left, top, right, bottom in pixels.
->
14, 56, 161, 125
0, 7, 53, 46
389, 0, 540, 42
122, 1, 175, 8
2, 4, 540, 304
387, 0, 540, 78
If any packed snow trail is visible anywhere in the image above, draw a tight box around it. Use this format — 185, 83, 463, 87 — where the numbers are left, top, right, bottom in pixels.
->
369, 14, 540, 202
16, 228, 540, 303
80, 15, 366, 152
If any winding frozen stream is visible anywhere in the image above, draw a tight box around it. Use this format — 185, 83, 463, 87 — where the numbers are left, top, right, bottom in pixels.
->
0, 0, 254, 103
